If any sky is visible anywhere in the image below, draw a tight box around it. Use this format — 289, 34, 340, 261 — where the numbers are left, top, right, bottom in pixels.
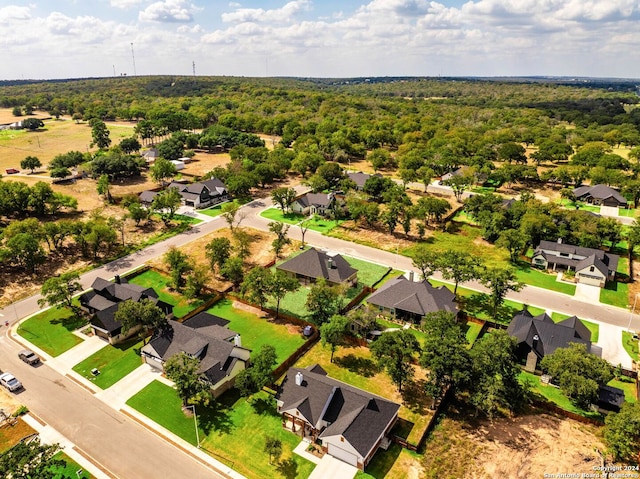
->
0, 0, 639, 80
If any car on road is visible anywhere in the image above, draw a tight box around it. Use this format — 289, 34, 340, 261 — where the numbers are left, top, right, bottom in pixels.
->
18, 349, 40, 365
0, 372, 23, 392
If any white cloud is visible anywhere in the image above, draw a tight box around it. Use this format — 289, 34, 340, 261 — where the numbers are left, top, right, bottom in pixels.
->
0, 5, 32, 23
221, 0, 311, 24
110, 0, 146, 8
139, 0, 197, 23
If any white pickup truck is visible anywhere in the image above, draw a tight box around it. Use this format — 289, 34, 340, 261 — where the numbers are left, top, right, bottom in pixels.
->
0, 372, 23, 392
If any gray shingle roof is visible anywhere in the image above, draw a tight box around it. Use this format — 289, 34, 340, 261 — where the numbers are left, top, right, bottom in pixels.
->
277, 365, 399, 458
277, 248, 357, 284
573, 184, 627, 206
366, 275, 458, 317
295, 193, 334, 208
534, 240, 619, 277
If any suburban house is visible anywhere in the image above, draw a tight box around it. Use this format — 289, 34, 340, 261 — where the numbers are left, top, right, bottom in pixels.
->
138, 189, 158, 206
291, 192, 336, 217
276, 365, 400, 470
366, 274, 458, 323
167, 178, 229, 208
347, 172, 381, 190
531, 239, 619, 287
276, 248, 358, 287
141, 148, 159, 164
79, 276, 173, 344
141, 313, 250, 398
506, 309, 601, 370
573, 184, 628, 208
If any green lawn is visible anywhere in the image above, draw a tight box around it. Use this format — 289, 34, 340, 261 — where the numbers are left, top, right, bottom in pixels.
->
128, 269, 211, 318
199, 203, 227, 217
551, 312, 600, 343
609, 377, 637, 403
260, 208, 342, 233
266, 283, 364, 321
558, 198, 601, 213
207, 299, 305, 365
618, 208, 638, 218
355, 444, 421, 479
519, 371, 603, 420
343, 257, 398, 288
515, 263, 576, 295
451, 210, 480, 226
375, 316, 482, 347
127, 382, 316, 479
17, 307, 86, 357
52, 452, 91, 478
465, 321, 483, 345
600, 281, 629, 309
171, 213, 203, 225
622, 331, 639, 361
72, 337, 144, 389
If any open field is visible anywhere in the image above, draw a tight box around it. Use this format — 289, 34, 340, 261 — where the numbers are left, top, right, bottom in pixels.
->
127, 382, 315, 479
0, 108, 50, 124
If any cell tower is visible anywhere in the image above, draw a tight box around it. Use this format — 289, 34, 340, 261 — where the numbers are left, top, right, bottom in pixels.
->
131, 42, 137, 76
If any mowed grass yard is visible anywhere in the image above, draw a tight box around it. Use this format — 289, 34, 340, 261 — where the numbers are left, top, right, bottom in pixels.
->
294, 342, 433, 447
128, 269, 211, 318
622, 331, 638, 361
17, 306, 86, 357
126, 382, 316, 479
72, 337, 144, 389
514, 263, 576, 295
207, 299, 306, 365
260, 208, 342, 233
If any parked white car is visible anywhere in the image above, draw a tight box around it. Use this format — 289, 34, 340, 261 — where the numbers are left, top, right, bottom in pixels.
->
0, 372, 22, 392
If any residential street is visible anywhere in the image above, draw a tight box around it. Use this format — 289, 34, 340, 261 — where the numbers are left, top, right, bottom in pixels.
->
0, 186, 638, 476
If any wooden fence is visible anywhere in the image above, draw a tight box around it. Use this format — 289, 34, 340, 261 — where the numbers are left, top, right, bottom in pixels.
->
530, 399, 604, 426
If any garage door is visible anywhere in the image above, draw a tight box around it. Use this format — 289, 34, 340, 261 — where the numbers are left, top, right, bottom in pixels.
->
327, 443, 358, 466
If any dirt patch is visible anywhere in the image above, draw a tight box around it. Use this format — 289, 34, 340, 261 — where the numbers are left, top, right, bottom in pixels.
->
0, 389, 21, 416
423, 411, 605, 479
0, 108, 50, 125
329, 220, 424, 252
232, 300, 268, 318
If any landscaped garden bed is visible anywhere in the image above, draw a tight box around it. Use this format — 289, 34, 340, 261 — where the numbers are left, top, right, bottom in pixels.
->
126, 382, 316, 479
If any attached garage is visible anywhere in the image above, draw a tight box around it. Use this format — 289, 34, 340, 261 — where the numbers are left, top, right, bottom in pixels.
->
327, 443, 359, 467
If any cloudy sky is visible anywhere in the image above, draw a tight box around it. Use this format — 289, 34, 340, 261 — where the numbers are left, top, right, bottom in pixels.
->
1, 0, 639, 80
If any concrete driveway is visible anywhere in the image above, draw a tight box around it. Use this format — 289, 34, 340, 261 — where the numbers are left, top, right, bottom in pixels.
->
307, 454, 358, 479
573, 282, 603, 305
595, 321, 634, 369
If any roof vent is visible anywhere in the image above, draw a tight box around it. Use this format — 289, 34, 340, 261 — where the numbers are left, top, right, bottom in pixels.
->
328, 258, 335, 269
295, 371, 304, 386
234, 334, 242, 347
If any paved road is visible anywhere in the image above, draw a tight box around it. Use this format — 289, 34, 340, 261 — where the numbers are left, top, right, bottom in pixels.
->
0, 331, 224, 478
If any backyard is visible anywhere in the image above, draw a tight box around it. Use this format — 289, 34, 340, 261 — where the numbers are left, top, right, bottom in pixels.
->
17, 306, 86, 357
207, 299, 306, 365
72, 337, 144, 389
126, 382, 316, 479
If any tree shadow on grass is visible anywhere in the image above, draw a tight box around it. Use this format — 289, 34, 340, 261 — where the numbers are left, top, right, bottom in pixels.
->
401, 378, 431, 415
362, 443, 403, 479
334, 354, 380, 378
50, 313, 88, 331
459, 293, 519, 325
276, 458, 299, 479
250, 396, 280, 417
197, 404, 234, 436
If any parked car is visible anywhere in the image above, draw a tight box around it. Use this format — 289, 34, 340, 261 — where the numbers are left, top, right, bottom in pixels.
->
18, 349, 40, 365
0, 372, 22, 392
5, 168, 19, 174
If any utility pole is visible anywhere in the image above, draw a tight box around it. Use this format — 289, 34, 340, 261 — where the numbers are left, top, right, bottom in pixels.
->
131, 42, 137, 76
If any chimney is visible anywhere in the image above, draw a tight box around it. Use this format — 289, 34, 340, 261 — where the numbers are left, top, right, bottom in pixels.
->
557, 238, 562, 244
114, 275, 121, 284
532, 334, 539, 350
328, 258, 334, 269
234, 334, 241, 347
295, 371, 304, 386
409, 271, 414, 282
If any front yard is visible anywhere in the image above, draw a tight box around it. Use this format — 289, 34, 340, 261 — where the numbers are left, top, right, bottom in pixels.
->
622, 331, 638, 361
17, 307, 86, 357
72, 337, 144, 389
514, 263, 576, 295
260, 208, 342, 233
207, 299, 306, 365
126, 382, 316, 479
600, 280, 629, 309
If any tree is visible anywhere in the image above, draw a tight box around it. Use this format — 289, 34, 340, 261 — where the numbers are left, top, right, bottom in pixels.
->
271, 187, 297, 214
269, 221, 291, 259
268, 270, 299, 318
38, 272, 83, 311
184, 264, 210, 300
467, 330, 527, 418
220, 256, 244, 287
0, 438, 65, 479
2, 233, 46, 273
152, 188, 182, 225
236, 344, 278, 396
241, 267, 272, 310
86, 221, 117, 260
157, 137, 185, 161
305, 279, 343, 325
411, 244, 439, 280
438, 250, 481, 294
420, 311, 471, 405
264, 436, 283, 466
480, 267, 524, 319
90, 118, 111, 149
540, 343, 613, 409
604, 401, 640, 462
21, 117, 44, 130
498, 142, 527, 163
20, 155, 41, 173
164, 246, 192, 291
128, 201, 149, 226
320, 314, 350, 362
222, 201, 246, 232
114, 298, 167, 337
298, 218, 311, 248
164, 352, 211, 407
443, 173, 473, 202
150, 157, 177, 186
96, 174, 113, 204
496, 228, 528, 263
205, 237, 232, 276
119, 137, 141, 154
370, 330, 420, 392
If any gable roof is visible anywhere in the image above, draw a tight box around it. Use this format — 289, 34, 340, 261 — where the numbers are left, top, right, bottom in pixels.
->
366, 275, 458, 317
277, 248, 357, 284
534, 240, 619, 276
573, 184, 627, 205
277, 365, 399, 459
139, 190, 158, 203
294, 193, 335, 209
347, 172, 381, 189
506, 310, 599, 358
